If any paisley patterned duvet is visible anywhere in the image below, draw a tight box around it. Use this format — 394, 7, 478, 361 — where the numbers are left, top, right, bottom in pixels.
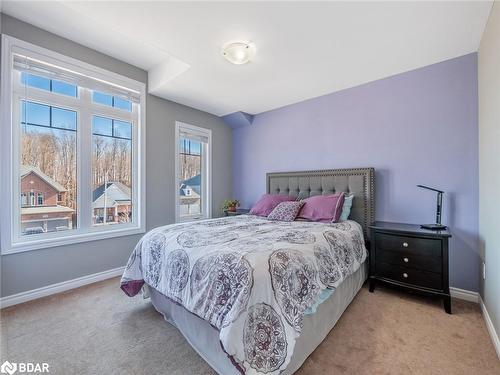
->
121, 215, 367, 375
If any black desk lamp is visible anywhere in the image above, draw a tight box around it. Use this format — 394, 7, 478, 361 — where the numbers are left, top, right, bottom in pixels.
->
417, 185, 447, 230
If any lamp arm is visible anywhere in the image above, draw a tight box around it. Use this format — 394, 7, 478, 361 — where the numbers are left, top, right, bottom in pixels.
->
417, 184, 444, 194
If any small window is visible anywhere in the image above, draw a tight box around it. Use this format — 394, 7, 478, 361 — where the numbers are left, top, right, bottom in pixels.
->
113, 120, 132, 139
92, 116, 113, 136
21, 193, 27, 206
92, 91, 113, 106
51, 107, 77, 130
29, 192, 35, 206
92, 91, 132, 112
37, 193, 44, 206
57, 193, 63, 202
92, 116, 131, 140
113, 97, 132, 111
21, 101, 77, 131
21, 101, 50, 127
176, 122, 211, 222
21, 73, 49, 91
51, 80, 77, 97
21, 72, 77, 97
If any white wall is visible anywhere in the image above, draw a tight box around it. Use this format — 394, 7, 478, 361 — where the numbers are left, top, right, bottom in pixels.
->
478, 1, 500, 336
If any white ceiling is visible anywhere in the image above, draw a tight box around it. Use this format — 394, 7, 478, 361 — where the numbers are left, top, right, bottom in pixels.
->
1, 1, 493, 116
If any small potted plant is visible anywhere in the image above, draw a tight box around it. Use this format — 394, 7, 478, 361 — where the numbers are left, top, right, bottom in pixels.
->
222, 199, 240, 213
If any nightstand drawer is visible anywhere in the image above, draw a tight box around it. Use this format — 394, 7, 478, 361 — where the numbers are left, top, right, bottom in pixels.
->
375, 233, 441, 257
375, 262, 442, 290
376, 250, 442, 273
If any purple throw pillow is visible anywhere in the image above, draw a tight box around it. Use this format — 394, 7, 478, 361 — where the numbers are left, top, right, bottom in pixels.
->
298, 192, 346, 223
249, 194, 296, 217
267, 201, 305, 222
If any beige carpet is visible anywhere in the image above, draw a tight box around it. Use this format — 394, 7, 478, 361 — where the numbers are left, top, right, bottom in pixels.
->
1, 278, 498, 375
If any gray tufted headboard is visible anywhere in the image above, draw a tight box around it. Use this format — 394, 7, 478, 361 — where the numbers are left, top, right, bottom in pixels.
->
266, 168, 375, 239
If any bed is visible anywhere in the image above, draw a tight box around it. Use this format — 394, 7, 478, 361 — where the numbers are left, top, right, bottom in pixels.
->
121, 168, 375, 375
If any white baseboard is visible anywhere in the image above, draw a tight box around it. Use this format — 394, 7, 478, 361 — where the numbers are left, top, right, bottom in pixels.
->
480, 296, 500, 359
0, 266, 125, 309
450, 287, 479, 303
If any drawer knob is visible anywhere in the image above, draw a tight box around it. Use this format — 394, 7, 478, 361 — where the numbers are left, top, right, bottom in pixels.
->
402, 242, 409, 248
403, 273, 408, 278
403, 257, 409, 263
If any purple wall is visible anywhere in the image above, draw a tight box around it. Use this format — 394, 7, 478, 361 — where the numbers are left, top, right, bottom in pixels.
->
233, 53, 479, 292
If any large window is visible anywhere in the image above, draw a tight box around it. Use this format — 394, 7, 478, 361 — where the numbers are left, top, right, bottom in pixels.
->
1, 36, 146, 253
175, 122, 212, 222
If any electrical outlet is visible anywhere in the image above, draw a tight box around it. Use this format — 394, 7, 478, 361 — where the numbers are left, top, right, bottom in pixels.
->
483, 262, 486, 280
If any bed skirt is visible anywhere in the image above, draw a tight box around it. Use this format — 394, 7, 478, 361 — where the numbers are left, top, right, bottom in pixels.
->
148, 260, 368, 375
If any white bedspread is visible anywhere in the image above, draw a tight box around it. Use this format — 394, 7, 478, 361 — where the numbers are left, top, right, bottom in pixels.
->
121, 215, 367, 375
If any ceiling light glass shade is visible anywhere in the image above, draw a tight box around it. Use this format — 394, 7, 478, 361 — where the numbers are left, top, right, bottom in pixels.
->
222, 41, 256, 65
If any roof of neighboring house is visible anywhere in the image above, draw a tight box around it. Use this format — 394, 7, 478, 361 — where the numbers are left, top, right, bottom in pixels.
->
182, 174, 201, 187
92, 181, 131, 209
20, 165, 67, 192
21, 206, 75, 215
179, 174, 201, 196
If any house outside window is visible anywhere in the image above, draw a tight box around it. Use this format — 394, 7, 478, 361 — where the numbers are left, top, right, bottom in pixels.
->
19, 166, 73, 234
175, 122, 212, 222
1, 35, 146, 253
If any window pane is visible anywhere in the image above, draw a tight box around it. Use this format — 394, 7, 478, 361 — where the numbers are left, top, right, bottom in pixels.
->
179, 137, 203, 219
92, 134, 132, 226
21, 73, 77, 97
22, 101, 50, 127
92, 116, 113, 136
52, 80, 77, 97
20, 115, 77, 235
113, 120, 132, 139
113, 96, 132, 111
52, 107, 77, 130
21, 73, 50, 91
180, 138, 201, 155
93, 91, 113, 106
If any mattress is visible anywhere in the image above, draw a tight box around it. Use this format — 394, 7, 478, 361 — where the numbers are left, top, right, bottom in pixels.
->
148, 260, 368, 375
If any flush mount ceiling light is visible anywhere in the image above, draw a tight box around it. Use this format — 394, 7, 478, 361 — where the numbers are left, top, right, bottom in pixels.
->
221, 41, 256, 65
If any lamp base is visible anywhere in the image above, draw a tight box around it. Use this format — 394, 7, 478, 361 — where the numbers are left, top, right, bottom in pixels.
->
421, 224, 447, 231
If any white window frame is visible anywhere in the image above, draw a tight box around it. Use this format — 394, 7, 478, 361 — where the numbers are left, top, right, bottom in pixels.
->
0, 35, 146, 254
174, 121, 212, 223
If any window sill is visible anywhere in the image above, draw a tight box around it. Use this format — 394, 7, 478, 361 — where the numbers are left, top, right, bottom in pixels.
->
177, 215, 210, 223
2, 225, 146, 255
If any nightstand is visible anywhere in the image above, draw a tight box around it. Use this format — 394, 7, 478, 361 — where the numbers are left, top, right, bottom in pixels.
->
369, 221, 452, 314
223, 208, 250, 216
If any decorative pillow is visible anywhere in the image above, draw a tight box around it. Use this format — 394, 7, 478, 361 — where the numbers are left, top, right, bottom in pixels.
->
249, 194, 296, 217
340, 194, 354, 221
268, 201, 305, 222
298, 192, 345, 223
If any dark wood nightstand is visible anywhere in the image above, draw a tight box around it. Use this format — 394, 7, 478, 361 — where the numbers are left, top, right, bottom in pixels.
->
369, 221, 452, 314
223, 208, 250, 216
